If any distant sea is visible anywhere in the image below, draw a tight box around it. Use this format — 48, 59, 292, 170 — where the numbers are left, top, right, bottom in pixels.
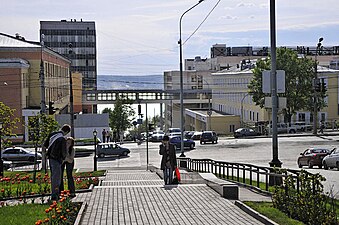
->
96, 74, 164, 116
97, 75, 163, 90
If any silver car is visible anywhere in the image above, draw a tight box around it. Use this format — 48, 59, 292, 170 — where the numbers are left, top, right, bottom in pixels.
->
323, 148, 339, 170
96, 143, 130, 158
2, 147, 42, 162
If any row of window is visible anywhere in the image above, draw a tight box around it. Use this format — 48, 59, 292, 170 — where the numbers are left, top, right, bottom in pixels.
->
45, 42, 96, 48
41, 29, 96, 36
214, 77, 250, 88
43, 35, 96, 43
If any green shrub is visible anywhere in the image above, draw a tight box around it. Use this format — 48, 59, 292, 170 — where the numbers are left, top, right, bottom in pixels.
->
272, 170, 338, 224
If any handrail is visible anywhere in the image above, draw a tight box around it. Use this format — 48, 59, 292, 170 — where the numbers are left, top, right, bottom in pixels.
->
178, 157, 317, 192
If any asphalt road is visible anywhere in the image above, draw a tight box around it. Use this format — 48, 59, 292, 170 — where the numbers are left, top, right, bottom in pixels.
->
74, 135, 339, 198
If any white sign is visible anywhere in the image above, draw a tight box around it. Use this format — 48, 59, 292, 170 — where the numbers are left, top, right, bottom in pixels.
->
262, 70, 286, 94
264, 97, 287, 109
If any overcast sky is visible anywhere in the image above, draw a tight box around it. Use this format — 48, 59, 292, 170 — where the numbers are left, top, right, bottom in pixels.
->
1, 0, 338, 75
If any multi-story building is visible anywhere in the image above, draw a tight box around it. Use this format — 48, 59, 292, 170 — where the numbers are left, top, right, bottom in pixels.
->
167, 44, 339, 134
0, 32, 71, 142
40, 19, 97, 113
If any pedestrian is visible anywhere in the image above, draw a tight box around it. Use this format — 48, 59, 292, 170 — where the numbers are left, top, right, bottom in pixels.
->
44, 124, 71, 201
102, 129, 106, 143
320, 120, 324, 134
106, 130, 110, 143
60, 137, 76, 198
159, 135, 177, 185
334, 120, 338, 131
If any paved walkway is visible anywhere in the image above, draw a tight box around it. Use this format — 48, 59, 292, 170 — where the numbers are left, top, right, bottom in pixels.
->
72, 168, 271, 225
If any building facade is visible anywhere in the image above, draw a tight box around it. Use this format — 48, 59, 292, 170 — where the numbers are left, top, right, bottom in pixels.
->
0, 32, 71, 142
40, 19, 97, 113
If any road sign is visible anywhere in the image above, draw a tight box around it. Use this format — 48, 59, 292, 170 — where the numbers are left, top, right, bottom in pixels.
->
262, 70, 286, 94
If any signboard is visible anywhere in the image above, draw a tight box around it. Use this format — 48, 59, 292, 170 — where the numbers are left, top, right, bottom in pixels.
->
262, 70, 286, 94
264, 97, 287, 109
137, 119, 143, 124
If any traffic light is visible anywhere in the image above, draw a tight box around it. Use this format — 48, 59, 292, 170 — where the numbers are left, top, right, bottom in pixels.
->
321, 78, 327, 93
48, 101, 56, 115
313, 78, 321, 92
148, 123, 154, 131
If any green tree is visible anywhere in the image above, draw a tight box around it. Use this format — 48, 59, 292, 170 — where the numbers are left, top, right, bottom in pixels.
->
0, 101, 20, 148
102, 96, 135, 136
248, 47, 326, 123
28, 113, 59, 174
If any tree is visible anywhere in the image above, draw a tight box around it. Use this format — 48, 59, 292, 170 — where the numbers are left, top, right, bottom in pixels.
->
248, 47, 326, 123
102, 96, 135, 137
0, 101, 20, 148
28, 113, 59, 175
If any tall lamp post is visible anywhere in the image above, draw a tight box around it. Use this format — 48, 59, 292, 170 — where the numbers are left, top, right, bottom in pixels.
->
69, 43, 75, 137
0, 122, 3, 177
93, 129, 98, 171
178, 0, 204, 158
203, 79, 212, 130
313, 37, 324, 135
241, 93, 250, 127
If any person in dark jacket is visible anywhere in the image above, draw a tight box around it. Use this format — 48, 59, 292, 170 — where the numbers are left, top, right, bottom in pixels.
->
60, 137, 76, 198
44, 124, 71, 200
159, 135, 177, 185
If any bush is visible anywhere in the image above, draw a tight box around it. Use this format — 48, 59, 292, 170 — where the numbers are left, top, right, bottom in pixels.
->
272, 170, 338, 224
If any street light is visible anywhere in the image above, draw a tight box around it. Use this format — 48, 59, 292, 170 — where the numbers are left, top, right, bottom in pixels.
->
241, 93, 250, 127
178, 0, 204, 158
93, 129, 98, 171
202, 79, 212, 130
312, 37, 324, 135
0, 122, 3, 177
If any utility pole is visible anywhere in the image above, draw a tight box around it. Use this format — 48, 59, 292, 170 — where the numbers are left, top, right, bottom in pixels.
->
69, 43, 75, 137
313, 37, 324, 135
40, 34, 46, 114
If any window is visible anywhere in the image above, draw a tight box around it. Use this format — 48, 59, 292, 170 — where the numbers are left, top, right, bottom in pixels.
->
229, 125, 235, 132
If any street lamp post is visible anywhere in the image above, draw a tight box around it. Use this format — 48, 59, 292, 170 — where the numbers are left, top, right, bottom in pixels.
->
313, 37, 324, 135
69, 43, 75, 137
93, 129, 98, 171
203, 79, 212, 130
178, 0, 204, 158
241, 93, 250, 127
0, 122, 3, 177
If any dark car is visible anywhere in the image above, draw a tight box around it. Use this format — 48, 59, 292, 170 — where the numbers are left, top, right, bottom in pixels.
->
234, 128, 258, 138
169, 136, 195, 150
297, 148, 331, 168
97, 143, 130, 158
2, 147, 42, 162
200, 131, 218, 144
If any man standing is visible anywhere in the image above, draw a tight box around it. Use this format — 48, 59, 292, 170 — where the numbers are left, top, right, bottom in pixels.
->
44, 124, 71, 200
102, 129, 107, 143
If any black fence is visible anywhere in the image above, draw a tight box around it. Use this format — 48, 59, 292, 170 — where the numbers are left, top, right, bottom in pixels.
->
178, 157, 319, 193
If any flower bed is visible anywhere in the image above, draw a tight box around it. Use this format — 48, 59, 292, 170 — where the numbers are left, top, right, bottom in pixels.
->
0, 171, 103, 201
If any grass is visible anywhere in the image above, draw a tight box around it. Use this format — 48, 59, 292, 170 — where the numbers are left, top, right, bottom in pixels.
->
244, 202, 305, 225
0, 204, 48, 225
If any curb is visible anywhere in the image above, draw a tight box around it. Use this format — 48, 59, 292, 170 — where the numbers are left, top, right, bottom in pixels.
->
74, 202, 87, 225
235, 201, 279, 225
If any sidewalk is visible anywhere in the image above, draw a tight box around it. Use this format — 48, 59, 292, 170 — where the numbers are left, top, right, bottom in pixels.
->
72, 168, 274, 225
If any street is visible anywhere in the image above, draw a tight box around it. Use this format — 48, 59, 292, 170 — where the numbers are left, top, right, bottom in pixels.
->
74, 135, 339, 198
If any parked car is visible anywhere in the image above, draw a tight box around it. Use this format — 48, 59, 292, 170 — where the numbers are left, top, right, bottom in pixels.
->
234, 128, 258, 138
169, 136, 195, 150
184, 131, 195, 139
191, 131, 203, 140
292, 122, 313, 132
166, 128, 181, 135
96, 143, 130, 158
200, 131, 218, 144
297, 148, 331, 168
2, 147, 42, 162
149, 131, 165, 142
267, 123, 297, 134
322, 148, 339, 170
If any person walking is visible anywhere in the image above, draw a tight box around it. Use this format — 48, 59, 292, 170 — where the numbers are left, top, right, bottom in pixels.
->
60, 137, 76, 198
44, 124, 71, 200
102, 129, 107, 143
159, 135, 177, 185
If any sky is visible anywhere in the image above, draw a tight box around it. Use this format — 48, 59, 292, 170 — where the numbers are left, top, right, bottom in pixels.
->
1, 0, 339, 75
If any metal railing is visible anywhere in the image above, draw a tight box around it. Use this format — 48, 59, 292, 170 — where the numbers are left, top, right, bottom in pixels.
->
178, 157, 318, 193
